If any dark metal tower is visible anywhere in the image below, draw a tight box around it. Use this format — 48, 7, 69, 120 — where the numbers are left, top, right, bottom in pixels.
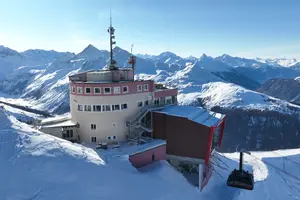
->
107, 11, 117, 70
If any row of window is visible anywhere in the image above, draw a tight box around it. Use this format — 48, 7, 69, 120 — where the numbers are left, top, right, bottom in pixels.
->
62, 129, 74, 138
77, 103, 128, 112
137, 100, 149, 107
91, 136, 117, 143
71, 84, 149, 95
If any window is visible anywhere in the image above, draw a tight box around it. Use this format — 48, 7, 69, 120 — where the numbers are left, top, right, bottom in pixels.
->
104, 87, 111, 94
66, 130, 70, 137
77, 104, 83, 111
91, 137, 97, 143
93, 105, 101, 112
113, 136, 117, 140
77, 87, 83, 94
112, 104, 120, 111
72, 86, 76, 93
166, 97, 172, 104
172, 96, 177, 104
144, 100, 149, 106
94, 87, 101, 94
137, 85, 142, 92
144, 84, 149, 91
85, 87, 91, 94
114, 87, 121, 94
84, 105, 92, 112
137, 101, 143, 107
70, 130, 73, 138
122, 86, 129, 93
112, 122, 116, 127
91, 124, 96, 130
108, 136, 111, 140
121, 103, 128, 110
102, 105, 111, 112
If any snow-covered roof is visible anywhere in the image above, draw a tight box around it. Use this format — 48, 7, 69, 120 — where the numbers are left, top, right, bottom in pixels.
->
42, 120, 77, 128
155, 105, 225, 127
41, 114, 71, 125
94, 139, 166, 159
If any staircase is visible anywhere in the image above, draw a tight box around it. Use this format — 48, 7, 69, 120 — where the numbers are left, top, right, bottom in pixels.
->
128, 105, 168, 138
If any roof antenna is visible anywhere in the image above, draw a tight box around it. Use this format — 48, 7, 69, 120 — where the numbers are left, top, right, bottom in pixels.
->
129, 44, 136, 73
108, 9, 117, 70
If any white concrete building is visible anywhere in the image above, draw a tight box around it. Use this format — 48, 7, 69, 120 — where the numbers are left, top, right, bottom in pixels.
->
68, 68, 177, 143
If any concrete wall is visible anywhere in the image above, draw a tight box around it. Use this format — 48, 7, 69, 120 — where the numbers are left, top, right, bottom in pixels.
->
40, 126, 79, 141
129, 145, 166, 168
70, 91, 154, 143
40, 127, 62, 138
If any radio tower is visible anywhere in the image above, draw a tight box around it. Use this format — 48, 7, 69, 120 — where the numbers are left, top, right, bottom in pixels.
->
108, 10, 117, 70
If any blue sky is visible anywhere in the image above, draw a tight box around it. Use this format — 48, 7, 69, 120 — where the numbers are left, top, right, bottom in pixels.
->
0, 0, 299, 58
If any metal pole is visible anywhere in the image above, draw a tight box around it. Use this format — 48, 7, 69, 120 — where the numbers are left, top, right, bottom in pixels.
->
110, 13, 113, 66
239, 152, 243, 172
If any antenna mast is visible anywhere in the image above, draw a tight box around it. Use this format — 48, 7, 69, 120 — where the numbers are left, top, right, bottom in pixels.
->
108, 9, 117, 70
129, 44, 136, 74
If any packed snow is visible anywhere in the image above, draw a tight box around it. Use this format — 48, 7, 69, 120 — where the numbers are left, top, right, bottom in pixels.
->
202, 150, 300, 200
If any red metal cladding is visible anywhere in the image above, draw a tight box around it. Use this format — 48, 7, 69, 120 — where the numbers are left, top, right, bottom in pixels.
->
205, 127, 215, 165
218, 118, 226, 148
129, 145, 166, 168
154, 89, 178, 98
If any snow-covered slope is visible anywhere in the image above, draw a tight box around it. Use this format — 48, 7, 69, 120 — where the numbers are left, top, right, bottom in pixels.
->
0, 109, 200, 200
179, 82, 300, 114
2, 107, 300, 199
203, 150, 300, 200
257, 78, 300, 105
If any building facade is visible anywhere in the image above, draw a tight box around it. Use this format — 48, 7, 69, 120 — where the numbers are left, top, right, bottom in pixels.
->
68, 69, 177, 144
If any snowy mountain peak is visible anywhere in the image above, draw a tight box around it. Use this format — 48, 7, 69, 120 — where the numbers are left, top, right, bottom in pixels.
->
221, 54, 231, 59
255, 57, 299, 67
76, 44, 106, 60
200, 53, 208, 59
0, 45, 20, 57
113, 46, 130, 55
159, 51, 179, 58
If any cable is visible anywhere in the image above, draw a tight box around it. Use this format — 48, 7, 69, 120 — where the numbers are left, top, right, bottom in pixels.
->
249, 154, 300, 182
271, 151, 300, 168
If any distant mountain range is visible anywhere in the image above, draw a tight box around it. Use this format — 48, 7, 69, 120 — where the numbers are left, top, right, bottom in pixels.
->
257, 77, 300, 105
1, 44, 300, 151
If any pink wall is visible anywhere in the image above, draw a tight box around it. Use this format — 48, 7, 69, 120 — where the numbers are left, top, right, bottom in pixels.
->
129, 145, 166, 168
154, 89, 178, 98
70, 80, 154, 96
